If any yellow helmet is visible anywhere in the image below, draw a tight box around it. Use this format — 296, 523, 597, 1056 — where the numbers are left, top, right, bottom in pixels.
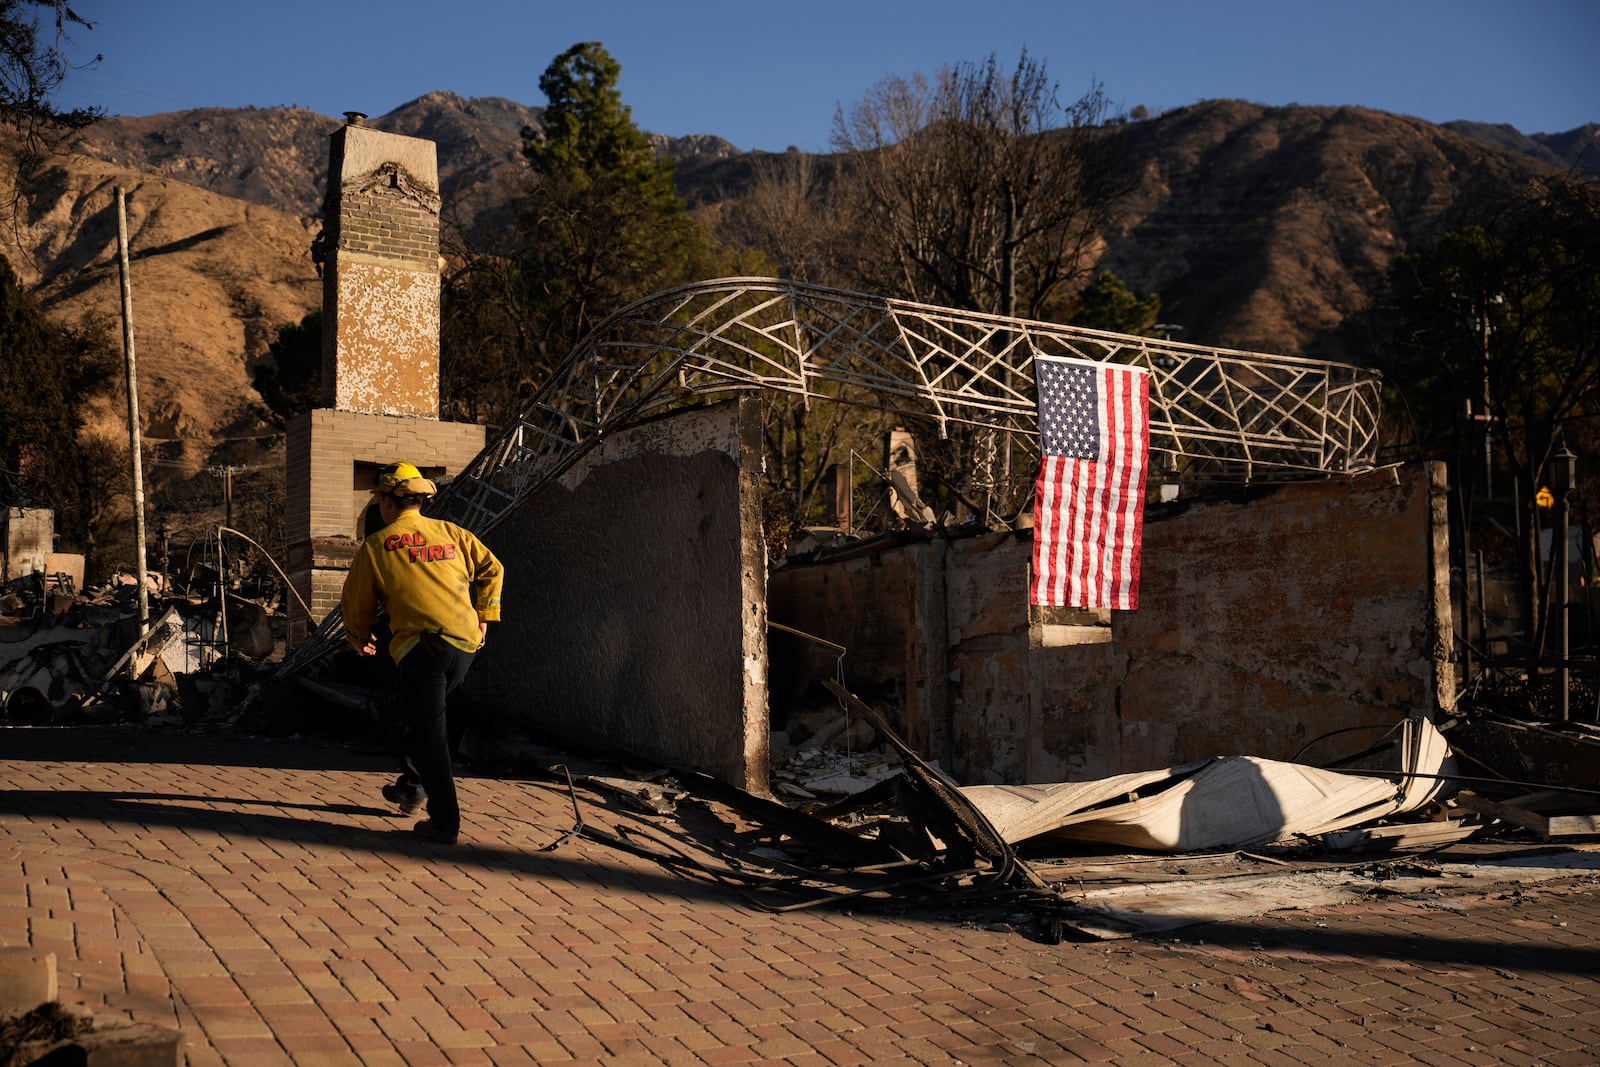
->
372, 461, 437, 498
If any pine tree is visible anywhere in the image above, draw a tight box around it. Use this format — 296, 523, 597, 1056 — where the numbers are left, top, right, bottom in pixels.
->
518, 41, 716, 364
442, 41, 739, 432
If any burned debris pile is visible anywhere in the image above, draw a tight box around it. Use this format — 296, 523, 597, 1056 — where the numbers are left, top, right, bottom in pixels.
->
495, 687, 1054, 924
0, 563, 282, 727
474, 677, 1597, 944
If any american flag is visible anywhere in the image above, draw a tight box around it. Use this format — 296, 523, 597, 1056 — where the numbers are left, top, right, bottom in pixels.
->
1030, 354, 1150, 610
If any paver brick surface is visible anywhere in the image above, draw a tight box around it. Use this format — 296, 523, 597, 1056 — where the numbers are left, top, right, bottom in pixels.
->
2, 726, 1598, 1065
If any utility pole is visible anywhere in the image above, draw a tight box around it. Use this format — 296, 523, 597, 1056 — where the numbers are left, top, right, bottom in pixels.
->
1552, 439, 1576, 722
1476, 299, 1495, 499
205, 465, 239, 566
116, 187, 150, 631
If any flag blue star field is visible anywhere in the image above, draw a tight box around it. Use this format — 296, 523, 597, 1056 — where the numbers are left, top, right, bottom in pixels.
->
1031, 354, 1150, 610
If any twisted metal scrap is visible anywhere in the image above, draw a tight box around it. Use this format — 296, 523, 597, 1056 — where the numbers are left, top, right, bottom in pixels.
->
284, 276, 1382, 667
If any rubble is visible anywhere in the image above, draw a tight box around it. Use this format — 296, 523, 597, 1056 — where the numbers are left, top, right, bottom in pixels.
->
1454, 788, 1600, 840
5, 532, 1596, 943
489, 678, 1598, 945
0, 554, 287, 726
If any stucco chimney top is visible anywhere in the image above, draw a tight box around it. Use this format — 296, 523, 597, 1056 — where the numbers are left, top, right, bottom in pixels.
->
343, 111, 367, 126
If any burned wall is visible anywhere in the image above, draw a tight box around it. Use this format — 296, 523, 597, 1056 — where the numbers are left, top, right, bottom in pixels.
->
1079, 463, 1453, 779
768, 462, 1453, 784
474, 398, 770, 791
767, 534, 949, 756
3, 509, 52, 581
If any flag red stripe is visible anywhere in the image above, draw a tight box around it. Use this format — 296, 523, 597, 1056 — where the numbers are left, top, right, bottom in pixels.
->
1119, 373, 1149, 607
1034, 457, 1066, 606
1086, 369, 1114, 606
1105, 368, 1131, 606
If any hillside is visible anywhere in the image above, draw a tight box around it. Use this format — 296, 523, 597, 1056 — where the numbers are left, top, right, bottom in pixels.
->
1094, 101, 1556, 360
4, 94, 1586, 535
669, 100, 1576, 362
1, 139, 320, 479
1443, 120, 1600, 177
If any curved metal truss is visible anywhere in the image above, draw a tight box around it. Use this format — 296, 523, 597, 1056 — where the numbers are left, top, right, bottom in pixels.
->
281, 277, 1381, 671
430, 276, 1382, 534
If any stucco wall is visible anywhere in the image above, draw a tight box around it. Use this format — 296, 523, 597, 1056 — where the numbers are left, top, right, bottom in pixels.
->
3, 509, 52, 580
326, 261, 441, 416
769, 462, 1453, 784
474, 398, 770, 791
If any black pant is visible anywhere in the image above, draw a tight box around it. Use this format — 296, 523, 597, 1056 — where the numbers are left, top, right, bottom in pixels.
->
396, 638, 474, 833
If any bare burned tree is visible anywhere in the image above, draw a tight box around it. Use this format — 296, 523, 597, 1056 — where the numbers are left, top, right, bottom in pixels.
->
824, 51, 1136, 524
830, 50, 1128, 321
0, 1, 99, 185
439, 247, 547, 432
717, 150, 845, 287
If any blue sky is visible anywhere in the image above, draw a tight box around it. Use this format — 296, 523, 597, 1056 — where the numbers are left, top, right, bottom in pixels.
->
51, 0, 1598, 153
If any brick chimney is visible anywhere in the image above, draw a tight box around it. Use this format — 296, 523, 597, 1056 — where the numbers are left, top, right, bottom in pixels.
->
318, 120, 443, 416
283, 116, 486, 647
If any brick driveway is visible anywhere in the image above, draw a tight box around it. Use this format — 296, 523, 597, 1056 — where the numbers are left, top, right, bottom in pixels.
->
2, 725, 1598, 1066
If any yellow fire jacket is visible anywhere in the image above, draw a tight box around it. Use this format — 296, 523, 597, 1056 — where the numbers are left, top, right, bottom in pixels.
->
340, 509, 504, 663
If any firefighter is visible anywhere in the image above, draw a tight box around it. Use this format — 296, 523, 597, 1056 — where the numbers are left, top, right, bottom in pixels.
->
341, 461, 503, 845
